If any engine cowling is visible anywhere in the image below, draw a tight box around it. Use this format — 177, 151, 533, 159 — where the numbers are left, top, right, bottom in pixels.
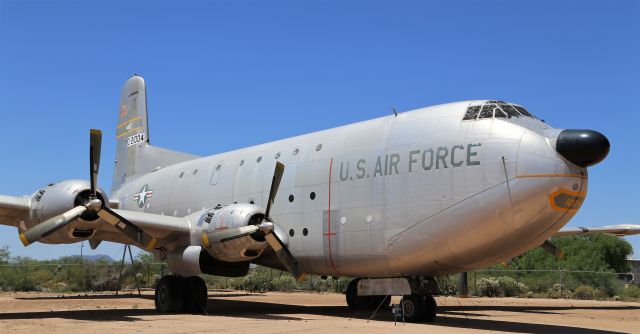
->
27, 179, 108, 242
197, 203, 288, 263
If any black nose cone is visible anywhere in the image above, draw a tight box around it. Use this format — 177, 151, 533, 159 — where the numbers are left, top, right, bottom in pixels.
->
556, 129, 610, 168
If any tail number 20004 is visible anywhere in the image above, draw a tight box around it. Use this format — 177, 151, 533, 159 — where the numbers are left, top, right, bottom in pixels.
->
127, 133, 146, 147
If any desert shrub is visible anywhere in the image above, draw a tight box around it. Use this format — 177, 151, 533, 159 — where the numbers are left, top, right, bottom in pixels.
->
436, 276, 457, 296
621, 285, 640, 301
546, 283, 572, 299
497, 276, 528, 297
272, 276, 297, 292
14, 279, 38, 291
242, 274, 273, 292
476, 278, 502, 297
572, 285, 594, 300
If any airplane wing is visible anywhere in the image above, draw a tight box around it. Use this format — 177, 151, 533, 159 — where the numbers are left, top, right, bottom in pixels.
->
554, 224, 640, 237
91, 209, 191, 251
0, 195, 30, 228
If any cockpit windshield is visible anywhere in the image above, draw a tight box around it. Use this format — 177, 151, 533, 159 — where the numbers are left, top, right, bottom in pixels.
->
463, 100, 536, 121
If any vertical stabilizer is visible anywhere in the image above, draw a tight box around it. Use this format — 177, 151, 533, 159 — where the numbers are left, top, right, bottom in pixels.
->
112, 75, 197, 191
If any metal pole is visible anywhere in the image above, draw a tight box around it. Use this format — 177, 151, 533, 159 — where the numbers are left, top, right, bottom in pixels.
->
115, 244, 128, 295
515, 265, 519, 297
127, 245, 142, 296
457, 272, 468, 297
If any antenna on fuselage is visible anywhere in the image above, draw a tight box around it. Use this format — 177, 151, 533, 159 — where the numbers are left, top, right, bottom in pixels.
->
392, 107, 398, 117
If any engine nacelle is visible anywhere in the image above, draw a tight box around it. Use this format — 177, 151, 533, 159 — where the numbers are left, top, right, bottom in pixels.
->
198, 203, 288, 263
166, 246, 250, 277
27, 179, 108, 241
200, 203, 265, 231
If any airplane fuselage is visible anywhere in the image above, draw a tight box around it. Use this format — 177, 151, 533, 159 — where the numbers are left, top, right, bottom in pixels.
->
110, 101, 586, 277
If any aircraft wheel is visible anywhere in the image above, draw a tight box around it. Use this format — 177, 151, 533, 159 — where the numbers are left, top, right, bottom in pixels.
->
346, 278, 369, 309
155, 275, 182, 313
423, 294, 437, 322
402, 294, 425, 322
182, 276, 208, 313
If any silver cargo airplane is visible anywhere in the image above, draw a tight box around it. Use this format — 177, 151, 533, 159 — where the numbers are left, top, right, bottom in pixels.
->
1, 75, 639, 322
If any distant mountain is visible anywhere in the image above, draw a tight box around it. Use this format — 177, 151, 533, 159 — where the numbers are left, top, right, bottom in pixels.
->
68, 254, 116, 262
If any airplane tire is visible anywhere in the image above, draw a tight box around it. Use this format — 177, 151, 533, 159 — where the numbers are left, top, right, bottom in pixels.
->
182, 276, 208, 313
346, 278, 391, 310
345, 278, 369, 309
423, 294, 437, 322
402, 294, 426, 322
155, 275, 182, 313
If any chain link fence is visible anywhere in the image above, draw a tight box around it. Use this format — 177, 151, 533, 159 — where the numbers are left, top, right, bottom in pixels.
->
1, 263, 638, 301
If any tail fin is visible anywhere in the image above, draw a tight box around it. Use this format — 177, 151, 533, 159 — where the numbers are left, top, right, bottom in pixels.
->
112, 75, 198, 191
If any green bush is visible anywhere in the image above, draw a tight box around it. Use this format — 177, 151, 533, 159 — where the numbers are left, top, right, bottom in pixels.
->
242, 273, 273, 292
572, 285, 594, 300
272, 276, 297, 292
497, 277, 528, 297
476, 278, 502, 297
436, 276, 457, 296
621, 285, 640, 301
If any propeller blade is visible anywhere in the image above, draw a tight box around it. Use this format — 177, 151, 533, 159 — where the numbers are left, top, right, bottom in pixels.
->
264, 231, 305, 281
201, 225, 260, 246
89, 129, 102, 196
97, 206, 157, 250
19, 206, 88, 246
264, 162, 284, 219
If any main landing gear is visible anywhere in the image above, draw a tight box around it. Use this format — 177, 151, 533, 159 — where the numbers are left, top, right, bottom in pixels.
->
345, 277, 438, 322
155, 275, 207, 313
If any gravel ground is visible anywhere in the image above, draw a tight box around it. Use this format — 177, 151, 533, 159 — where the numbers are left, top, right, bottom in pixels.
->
0, 290, 638, 333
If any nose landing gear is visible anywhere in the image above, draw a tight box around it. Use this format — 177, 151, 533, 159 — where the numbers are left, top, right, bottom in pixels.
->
154, 275, 208, 313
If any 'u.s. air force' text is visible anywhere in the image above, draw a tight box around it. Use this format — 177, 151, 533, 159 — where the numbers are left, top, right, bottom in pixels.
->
338, 143, 481, 181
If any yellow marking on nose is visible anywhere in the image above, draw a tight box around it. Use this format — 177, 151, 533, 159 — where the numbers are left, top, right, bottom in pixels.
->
116, 117, 142, 129
19, 233, 30, 246
515, 173, 587, 179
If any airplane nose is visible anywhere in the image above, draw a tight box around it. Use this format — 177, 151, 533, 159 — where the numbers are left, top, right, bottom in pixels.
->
556, 129, 610, 167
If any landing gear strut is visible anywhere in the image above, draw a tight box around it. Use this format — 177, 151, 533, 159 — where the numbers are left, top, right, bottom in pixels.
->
154, 275, 208, 313
345, 277, 438, 322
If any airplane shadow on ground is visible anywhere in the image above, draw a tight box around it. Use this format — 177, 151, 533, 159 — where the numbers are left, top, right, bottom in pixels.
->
1, 294, 637, 334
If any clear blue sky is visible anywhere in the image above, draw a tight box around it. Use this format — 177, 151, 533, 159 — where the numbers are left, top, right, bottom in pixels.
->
1, 0, 638, 261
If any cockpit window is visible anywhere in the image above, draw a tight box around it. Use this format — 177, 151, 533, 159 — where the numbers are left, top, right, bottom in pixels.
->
479, 104, 495, 119
513, 105, 533, 117
463, 101, 536, 121
463, 105, 481, 120
498, 103, 520, 118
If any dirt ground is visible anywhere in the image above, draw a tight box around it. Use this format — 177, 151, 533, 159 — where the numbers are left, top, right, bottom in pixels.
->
0, 290, 638, 334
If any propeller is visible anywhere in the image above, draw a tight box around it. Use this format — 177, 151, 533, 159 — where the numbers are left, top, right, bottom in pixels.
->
20, 129, 157, 250
200, 162, 305, 281
259, 162, 304, 281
